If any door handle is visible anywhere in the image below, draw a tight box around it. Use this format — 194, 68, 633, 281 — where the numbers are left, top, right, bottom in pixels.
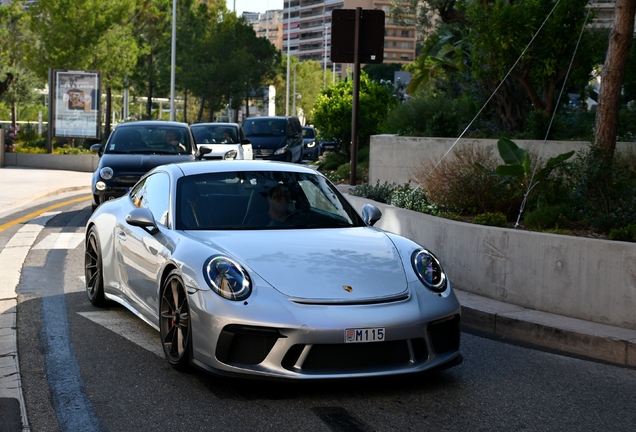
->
117, 231, 126, 241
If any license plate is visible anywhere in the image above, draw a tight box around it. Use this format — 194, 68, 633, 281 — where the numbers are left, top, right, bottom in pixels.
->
345, 327, 385, 343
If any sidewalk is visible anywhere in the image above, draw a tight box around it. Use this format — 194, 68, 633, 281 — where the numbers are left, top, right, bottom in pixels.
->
0, 166, 92, 219
0, 166, 634, 429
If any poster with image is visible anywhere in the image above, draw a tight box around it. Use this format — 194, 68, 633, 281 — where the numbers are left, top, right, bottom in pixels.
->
53, 70, 101, 138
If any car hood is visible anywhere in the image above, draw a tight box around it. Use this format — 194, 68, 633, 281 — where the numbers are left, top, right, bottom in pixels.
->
198, 143, 241, 156
186, 228, 409, 301
245, 135, 286, 149
98, 153, 194, 172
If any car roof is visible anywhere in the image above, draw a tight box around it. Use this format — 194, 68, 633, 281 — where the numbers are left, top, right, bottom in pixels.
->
191, 122, 240, 128
159, 160, 318, 178
113, 120, 190, 130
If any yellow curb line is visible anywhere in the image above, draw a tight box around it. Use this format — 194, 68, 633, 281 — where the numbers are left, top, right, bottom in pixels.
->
0, 195, 91, 233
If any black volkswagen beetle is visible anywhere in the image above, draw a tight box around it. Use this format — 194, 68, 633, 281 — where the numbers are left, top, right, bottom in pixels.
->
90, 121, 202, 211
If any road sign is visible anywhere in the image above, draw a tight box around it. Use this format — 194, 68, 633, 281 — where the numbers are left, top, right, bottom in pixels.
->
331, 9, 385, 64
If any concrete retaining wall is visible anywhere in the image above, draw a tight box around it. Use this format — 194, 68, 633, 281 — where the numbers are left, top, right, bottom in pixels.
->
1, 152, 98, 172
369, 135, 634, 185
344, 193, 636, 330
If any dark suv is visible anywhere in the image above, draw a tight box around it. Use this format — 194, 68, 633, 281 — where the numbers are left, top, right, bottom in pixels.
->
242, 116, 303, 163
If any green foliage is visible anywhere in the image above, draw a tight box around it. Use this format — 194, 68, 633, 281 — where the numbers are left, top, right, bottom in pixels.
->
609, 224, 636, 242
313, 71, 395, 152
390, 185, 436, 214
563, 146, 636, 232
349, 180, 397, 204
319, 151, 347, 171
335, 163, 367, 184
523, 203, 567, 230
477, 137, 574, 202
382, 91, 477, 137
473, 212, 508, 228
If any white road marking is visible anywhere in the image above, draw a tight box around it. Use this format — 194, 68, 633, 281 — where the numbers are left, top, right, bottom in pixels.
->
33, 233, 85, 250
77, 311, 164, 358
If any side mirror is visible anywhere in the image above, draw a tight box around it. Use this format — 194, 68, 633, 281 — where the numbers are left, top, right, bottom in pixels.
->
196, 146, 212, 160
241, 138, 251, 145
90, 144, 103, 155
126, 208, 159, 234
362, 204, 382, 226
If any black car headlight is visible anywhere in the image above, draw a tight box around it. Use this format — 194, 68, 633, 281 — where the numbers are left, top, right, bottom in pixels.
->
204, 256, 252, 300
411, 249, 447, 293
306, 141, 316, 148
99, 167, 113, 180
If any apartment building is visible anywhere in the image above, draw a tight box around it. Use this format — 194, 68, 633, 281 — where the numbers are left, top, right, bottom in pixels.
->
252, 10, 285, 51
279, 0, 417, 78
587, 1, 631, 29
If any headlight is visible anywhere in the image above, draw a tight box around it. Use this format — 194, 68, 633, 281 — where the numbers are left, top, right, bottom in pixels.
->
274, 146, 288, 155
99, 167, 113, 180
411, 249, 447, 293
204, 256, 252, 301
224, 149, 237, 160
95, 181, 106, 191
306, 141, 316, 148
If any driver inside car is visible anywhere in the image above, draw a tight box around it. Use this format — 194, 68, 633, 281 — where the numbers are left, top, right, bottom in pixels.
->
247, 184, 293, 226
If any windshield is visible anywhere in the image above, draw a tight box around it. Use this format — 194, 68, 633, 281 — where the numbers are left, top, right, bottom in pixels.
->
176, 170, 366, 230
104, 126, 193, 155
191, 124, 238, 144
243, 118, 286, 137
302, 128, 315, 139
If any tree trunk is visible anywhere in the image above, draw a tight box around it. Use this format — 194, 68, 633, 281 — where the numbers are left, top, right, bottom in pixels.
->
183, 90, 188, 124
146, 54, 154, 118
488, 78, 527, 132
594, 0, 636, 159
244, 93, 250, 119
207, 96, 215, 122
105, 87, 112, 139
11, 102, 17, 133
197, 97, 204, 123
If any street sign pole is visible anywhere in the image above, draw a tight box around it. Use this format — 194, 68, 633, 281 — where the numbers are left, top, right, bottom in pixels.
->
350, 7, 361, 186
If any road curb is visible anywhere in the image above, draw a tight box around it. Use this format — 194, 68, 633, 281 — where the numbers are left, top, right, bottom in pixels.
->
457, 289, 636, 367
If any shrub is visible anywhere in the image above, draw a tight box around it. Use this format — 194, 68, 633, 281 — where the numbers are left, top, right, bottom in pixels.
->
563, 146, 636, 232
349, 180, 397, 204
411, 144, 505, 215
473, 212, 507, 227
524, 204, 567, 230
335, 163, 367, 183
609, 224, 636, 242
390, 185, 436, 214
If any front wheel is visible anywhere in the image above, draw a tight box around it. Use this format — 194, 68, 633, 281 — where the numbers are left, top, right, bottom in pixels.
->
159, 270, 191, 370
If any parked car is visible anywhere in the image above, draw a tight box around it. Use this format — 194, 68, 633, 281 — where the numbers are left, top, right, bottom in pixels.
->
191, 122, 253, 160
90, 121, 199, 212
302, 126, 320, 160
242, 116, 303, 163
320, 139, 342, 154
84, 160, 462, 379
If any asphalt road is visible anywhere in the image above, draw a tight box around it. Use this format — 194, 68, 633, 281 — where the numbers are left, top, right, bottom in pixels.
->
7, 197, 636, 432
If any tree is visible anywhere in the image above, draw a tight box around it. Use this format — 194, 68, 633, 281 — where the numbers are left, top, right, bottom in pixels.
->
313, 71, 396, 156
129, 0, 173, 119
275, 56, 324, 123
393, 0, 605, 132
594, 0, 636, 159
28, 0, 140, 138
0, 1, 40, 130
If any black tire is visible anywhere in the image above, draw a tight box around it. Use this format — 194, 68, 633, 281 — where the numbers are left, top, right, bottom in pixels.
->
160, 269, 191, 370
85, 226, 107, 307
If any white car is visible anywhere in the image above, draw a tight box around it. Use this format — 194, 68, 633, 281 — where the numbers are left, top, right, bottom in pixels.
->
191, 122, 253, 160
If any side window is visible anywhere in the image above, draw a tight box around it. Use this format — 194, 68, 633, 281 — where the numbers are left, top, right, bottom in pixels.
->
129, 172, 170, 226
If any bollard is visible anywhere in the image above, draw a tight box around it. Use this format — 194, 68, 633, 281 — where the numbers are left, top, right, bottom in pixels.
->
0, 128, 5, 168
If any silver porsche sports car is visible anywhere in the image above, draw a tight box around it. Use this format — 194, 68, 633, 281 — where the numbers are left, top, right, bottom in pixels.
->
84, 160, 462, 379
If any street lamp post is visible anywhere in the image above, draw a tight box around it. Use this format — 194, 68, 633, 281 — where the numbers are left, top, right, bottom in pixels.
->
170, 0, 176, 121
285, 2, 291, 116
